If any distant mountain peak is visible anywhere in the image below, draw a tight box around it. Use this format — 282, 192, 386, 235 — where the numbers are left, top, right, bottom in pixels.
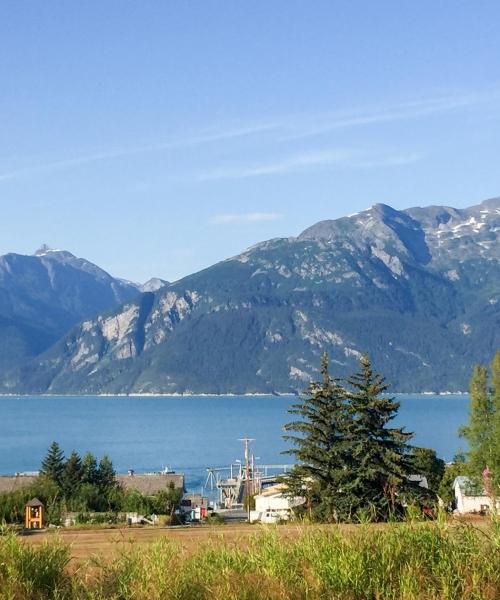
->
368, 202, 400, 216
475, 196, 500, 211
298, 202, 418, 243
34, 244, 58, 256
0, 246, 141, 375
140, 277, 169, 292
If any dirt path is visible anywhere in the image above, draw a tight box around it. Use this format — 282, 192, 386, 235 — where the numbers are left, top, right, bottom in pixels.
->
24, 524, 275, 561
22, 523, 354, 562
21, 516, 486, 564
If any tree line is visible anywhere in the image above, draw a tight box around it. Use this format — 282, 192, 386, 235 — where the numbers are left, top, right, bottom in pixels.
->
39, 444, 121, 514
0, 445, 182, 525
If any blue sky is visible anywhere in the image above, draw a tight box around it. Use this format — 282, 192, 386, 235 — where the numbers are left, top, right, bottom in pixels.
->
1, 1, 500, 282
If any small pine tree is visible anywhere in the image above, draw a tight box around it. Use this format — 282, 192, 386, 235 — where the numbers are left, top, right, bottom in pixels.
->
40, 442, 65, 488
283, 353, 351, 521
62, 451, 82, 500
96, 455, 120, 511
80, 452, 99, 486
344, 355, 413, 519
97, 455, 117, 492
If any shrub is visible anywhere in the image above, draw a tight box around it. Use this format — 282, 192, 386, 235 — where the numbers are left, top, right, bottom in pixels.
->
205, 512, 225, 524
75, 512, 121, 525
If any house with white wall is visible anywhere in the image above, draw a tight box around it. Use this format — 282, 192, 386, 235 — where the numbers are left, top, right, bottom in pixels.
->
454, 476, 498, 514
250, 483, 305, 523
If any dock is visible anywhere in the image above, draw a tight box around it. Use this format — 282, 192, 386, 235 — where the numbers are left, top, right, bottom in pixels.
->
205, 438, 293, 508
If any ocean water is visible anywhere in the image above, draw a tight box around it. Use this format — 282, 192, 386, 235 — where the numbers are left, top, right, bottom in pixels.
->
0, 394, 469, 491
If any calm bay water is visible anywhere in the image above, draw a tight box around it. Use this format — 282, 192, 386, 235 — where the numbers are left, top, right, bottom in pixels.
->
0, 394, 469, 491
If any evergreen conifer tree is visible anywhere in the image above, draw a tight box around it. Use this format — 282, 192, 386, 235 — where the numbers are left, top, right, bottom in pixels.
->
62, 451, 82, 499
283, 353, 351, 521
97, 455, 117, 492
80, 452, 99, 486
343, 355, 413, 519
40, 442, 65, 488
96, 455, 119, 511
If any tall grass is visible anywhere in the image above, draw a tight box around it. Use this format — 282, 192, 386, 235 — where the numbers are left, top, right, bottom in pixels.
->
1, 518, 499, 599
0, 528, 70, 599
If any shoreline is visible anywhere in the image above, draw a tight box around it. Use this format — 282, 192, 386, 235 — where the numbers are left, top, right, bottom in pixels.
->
0, 391, 468, 398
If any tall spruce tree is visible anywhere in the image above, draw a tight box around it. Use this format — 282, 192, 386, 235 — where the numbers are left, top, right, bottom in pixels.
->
344, 355, 413, 519
283, 353, 351, 521
283, 354, 416, 521
40, 442, 65, 488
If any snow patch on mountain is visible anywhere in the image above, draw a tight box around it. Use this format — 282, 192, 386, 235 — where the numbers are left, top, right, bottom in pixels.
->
289, 366, 311, 381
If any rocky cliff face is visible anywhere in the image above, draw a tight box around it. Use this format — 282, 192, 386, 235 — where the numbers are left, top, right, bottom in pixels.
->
3, 198, 499, 394
0, 247, 139, 371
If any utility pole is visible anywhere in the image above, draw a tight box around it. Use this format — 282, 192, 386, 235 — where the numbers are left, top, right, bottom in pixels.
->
239, 437, 255, 522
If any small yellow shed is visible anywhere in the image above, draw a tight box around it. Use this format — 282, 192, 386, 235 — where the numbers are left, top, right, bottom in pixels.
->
24, 498, 44, 529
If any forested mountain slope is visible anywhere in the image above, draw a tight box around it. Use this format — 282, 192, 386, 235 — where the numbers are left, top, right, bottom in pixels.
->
3, 198, 499, 394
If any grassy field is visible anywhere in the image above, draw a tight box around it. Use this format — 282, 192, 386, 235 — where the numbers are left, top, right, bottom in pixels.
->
1, 516, 499, 599
23, 522, 375, 562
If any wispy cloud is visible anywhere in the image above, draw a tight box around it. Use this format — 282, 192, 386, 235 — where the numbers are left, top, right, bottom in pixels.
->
351, 153, 422, 168
0, 122, 277, 182
278, 91, 500, 141
198, 149, 421, 181
210, 212, 283, 225
199, 149, 352, 180
0, 89, 496, 183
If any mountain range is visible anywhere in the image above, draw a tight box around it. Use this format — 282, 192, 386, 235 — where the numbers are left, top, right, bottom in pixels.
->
1, 197, 499, 394
0, 245, 140, 373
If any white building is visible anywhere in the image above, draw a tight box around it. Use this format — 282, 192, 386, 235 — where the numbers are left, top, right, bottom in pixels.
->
454, 476, 499, 514
250, 484, 305, 523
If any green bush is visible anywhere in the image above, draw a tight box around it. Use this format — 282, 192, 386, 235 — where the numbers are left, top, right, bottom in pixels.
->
205, 512, 225, 524
75, 512, 121, 525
